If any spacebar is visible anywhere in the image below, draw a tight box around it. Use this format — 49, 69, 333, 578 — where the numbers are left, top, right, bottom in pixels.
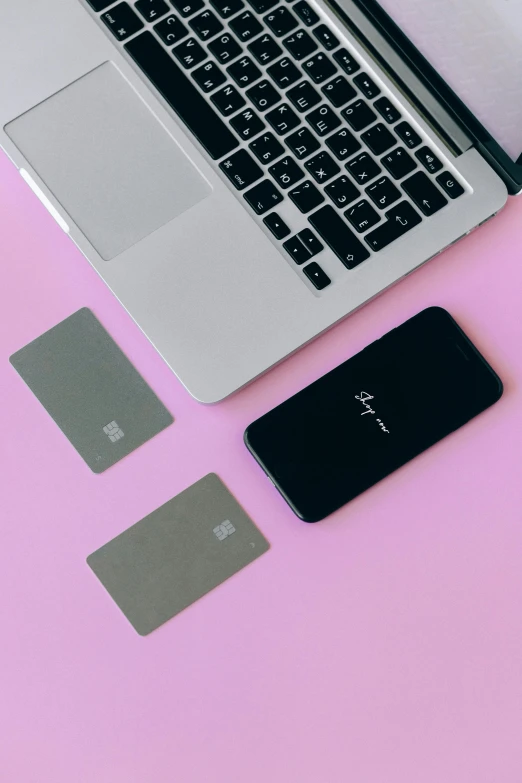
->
125, 32, 239, 160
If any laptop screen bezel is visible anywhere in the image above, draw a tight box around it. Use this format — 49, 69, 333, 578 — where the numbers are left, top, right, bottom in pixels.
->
343, 0, 522, 194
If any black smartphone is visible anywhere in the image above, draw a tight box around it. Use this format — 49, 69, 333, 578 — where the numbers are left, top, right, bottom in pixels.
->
244, 308, 503, 522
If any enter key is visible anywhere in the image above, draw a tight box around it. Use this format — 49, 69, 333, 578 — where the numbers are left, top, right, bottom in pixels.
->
365, 201, 422, 251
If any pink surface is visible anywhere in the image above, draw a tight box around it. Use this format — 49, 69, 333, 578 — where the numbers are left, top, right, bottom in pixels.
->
1, 147, 522, 783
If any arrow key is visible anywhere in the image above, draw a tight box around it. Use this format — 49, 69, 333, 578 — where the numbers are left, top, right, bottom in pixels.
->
402, 171, 448, 216
283, 235, 312, 265
303, 261, 331, 290
297, 228, 324, 256
263, 211, 290, 239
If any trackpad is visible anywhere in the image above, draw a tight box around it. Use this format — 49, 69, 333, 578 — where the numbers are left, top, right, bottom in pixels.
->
4, 62, 211, 260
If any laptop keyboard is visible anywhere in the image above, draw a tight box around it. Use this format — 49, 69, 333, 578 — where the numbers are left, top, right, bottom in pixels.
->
87, 0, 466, 292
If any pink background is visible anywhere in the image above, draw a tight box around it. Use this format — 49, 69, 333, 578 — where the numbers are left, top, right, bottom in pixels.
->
1, 147, 522, 782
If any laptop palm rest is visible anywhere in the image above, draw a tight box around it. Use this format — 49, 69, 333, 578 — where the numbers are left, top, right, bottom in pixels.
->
4, 61, 211, 260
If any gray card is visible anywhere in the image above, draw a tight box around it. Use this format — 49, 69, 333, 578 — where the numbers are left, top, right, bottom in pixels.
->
87, 473, 270, 635
10, 308, 173, 473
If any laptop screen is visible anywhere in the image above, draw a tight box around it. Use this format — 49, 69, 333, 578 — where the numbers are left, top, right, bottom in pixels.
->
376, 0, 522, 162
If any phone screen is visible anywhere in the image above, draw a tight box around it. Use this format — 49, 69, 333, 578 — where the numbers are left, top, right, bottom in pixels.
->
245, 308, 503, 522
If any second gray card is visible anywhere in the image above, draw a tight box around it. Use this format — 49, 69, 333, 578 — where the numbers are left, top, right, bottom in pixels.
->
87, 474, 270, 635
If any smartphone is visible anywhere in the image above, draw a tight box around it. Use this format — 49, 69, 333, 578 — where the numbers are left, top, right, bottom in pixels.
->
244, 308, 503, 522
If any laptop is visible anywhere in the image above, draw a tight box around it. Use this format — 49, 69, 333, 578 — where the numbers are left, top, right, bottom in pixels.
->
1, 0, 519, 403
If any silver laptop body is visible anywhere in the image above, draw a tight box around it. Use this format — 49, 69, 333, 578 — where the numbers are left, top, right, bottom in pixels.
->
0, 0, 509, 402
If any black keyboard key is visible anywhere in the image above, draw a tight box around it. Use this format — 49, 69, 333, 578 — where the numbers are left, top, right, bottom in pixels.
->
416, 146, 443, 174
269, 156, 304, 188
309, 205, 370, 268
189, 9, 223, 39
249, 132, 285, 163
325, 127, 361, 161
125, 32, 238, 159
345, 152, 381, 185
325, 174, 359, 208
345, 199, 380, 232
266, 103, 300, 135
361, 123, 395, 155
303, 261, 331, 289
173, 36, 207, 68
341, 99, 376, 132
192, 60, 226, 91
381, 147, 416, 179
302, 52, 336, 83
247, 80, 281, 111
264, 7, 298, 36
298, 228, 323, 256
321, 75, 356, 108
436, 171, 465, 199
267, 57, 301, 88
333, 48, 360, 74
208, 33, 242, 63
283, 236, 312, 265
230, 106, 265, 139
287, 80, 321, 112
289, 180, 324, 212
227, 56, 262, 86
402, 171, 448, 216
211, 83, 245, 115
313, 24, 338, 51
244, 179, 284, 213
395, 121, 422, 149
283, 30, 317, 60
305, 150, 340, 183
353, 72, 380, 99
87, 0, 113, 9
306, 104, 341, 137
293, 1, 319, 27
365, 201, 422, 251
136, 0, 170, 22
102, 3, 144, 40
246, 0, 278, 13
374, 97, 401, 124
154, 15, 188, 44
286, 127, 320, 159
366, 176, 401, 209
219, 148, 263, 189
210, 0, 244, 18
229, 11, 263, 41
171, 0, 204, 16
248, 34, 283, 65
264, 211, 291, 239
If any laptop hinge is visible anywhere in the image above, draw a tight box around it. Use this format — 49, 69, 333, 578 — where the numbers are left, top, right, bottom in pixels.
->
328, 0, 474, 156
